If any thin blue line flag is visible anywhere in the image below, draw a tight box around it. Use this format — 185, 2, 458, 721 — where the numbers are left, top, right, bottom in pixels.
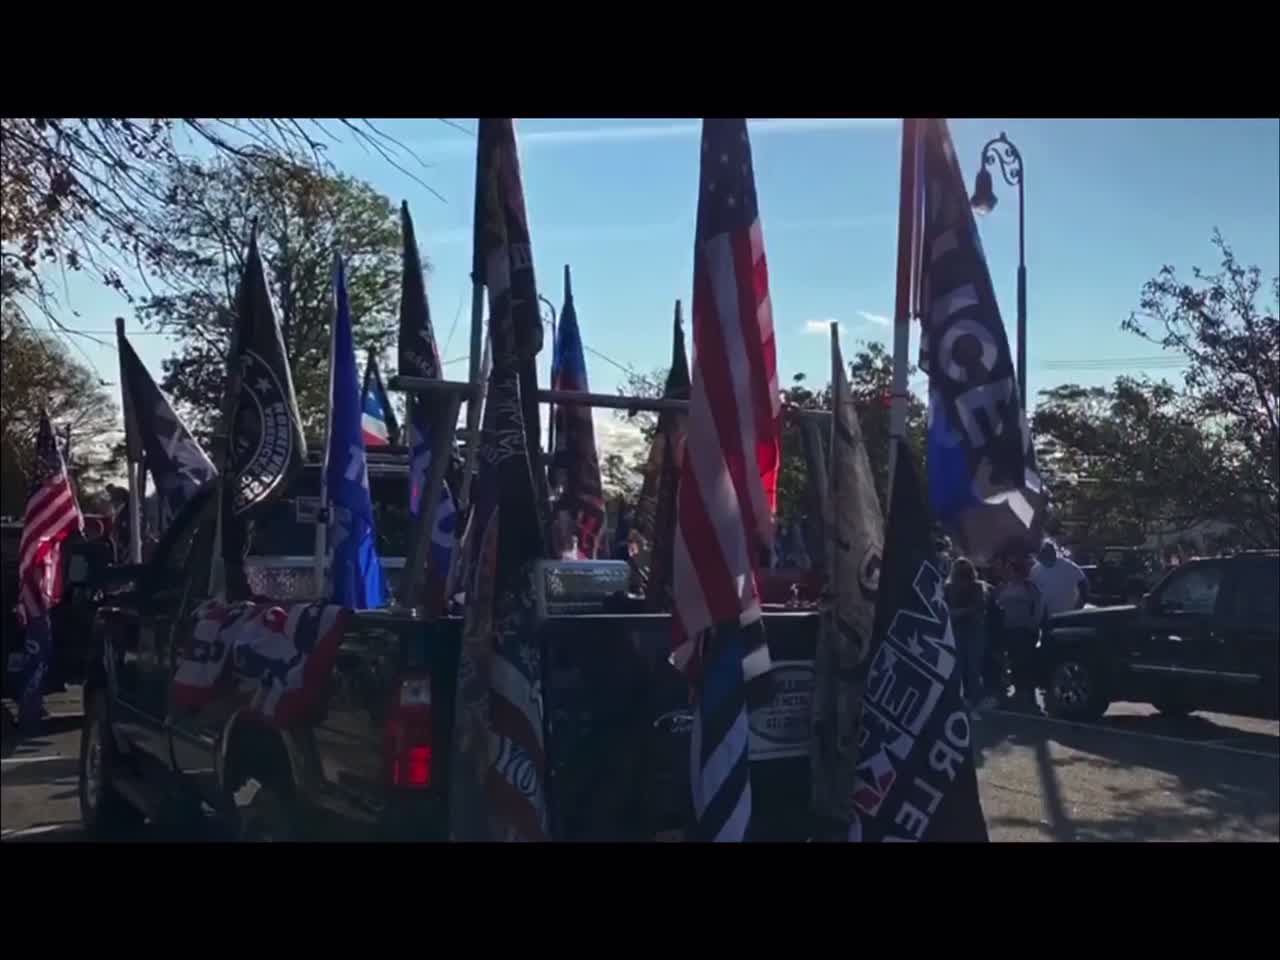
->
325, 256, 387, 609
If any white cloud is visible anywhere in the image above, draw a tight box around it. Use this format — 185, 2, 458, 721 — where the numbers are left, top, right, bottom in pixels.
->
592, 410, 647, 462
803, 318, 839, 335
857, 310, 891, 327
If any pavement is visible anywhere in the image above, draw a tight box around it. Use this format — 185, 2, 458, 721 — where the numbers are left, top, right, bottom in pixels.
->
3, 690, 1278, 842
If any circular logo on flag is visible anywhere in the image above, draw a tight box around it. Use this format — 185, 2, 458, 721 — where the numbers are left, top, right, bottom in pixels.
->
231, 350, 295, 514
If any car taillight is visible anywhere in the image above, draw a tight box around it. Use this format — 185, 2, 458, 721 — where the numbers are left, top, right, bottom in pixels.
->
384, 672, 433, 789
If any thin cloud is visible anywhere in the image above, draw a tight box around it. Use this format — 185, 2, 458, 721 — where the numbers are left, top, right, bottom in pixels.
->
415, 118, 897, 154
803, 318, 840, 336
857, 310, 891, 327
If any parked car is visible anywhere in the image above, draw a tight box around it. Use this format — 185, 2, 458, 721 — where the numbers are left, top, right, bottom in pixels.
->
1038, 551, 1279, 721
1078, 546, 1161, 606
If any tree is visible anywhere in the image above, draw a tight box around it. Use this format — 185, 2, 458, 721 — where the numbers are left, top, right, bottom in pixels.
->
0, 309, 122, 502
1033, 378, 1221, 547
1120, 231, 1278, 546
601, 451, 641, 501
0, 118, 437, 340
136, 156, 407, 439
613, 339, 926, 521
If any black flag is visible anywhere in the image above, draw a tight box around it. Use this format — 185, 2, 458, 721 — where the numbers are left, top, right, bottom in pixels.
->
118, 329, 217, 531
850, 440, 988, 842
219, 227, 306, 596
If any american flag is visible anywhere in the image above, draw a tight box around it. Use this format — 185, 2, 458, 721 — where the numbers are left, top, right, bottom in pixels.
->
17, 412, 83, 626
673, 119, 781, 842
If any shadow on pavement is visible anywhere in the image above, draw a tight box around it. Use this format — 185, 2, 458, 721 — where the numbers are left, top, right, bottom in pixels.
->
976, 707, 1280, 842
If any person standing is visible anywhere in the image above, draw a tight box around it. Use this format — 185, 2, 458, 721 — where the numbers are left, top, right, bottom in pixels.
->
995, 554, 1045, 712
1030, 540, 1088, 615
945, 558, 995, 711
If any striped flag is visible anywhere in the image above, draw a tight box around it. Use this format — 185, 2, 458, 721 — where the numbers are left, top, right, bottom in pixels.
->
673, 119, 781, 842
14, 412, 82, 730
549, 265, 605, 559
811, 324, 884, 831
360, 350, 399, 448
449, 118, 550, 842
17, 413, 82, 625
634, 301, 690, 609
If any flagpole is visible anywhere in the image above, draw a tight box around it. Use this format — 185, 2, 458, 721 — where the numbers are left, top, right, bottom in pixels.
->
316, 257, 339, 599
889, 117, 920, 503
115, 317, 144, 565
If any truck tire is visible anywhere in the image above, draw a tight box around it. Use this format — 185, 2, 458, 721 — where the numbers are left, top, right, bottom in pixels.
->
226, 734, 299, 842
78, 692, 142, 838
1044, 654, 1109, 722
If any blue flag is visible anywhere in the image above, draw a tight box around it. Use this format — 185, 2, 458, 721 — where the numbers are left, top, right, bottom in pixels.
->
325, 256, 387, 609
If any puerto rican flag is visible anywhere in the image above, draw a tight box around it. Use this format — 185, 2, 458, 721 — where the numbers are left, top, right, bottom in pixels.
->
361, 351, 399, 448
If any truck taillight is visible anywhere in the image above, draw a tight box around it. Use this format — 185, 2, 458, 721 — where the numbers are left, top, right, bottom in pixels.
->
384, 672, 433, 789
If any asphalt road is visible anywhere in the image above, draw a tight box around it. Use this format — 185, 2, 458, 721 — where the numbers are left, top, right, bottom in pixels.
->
4, 691, 1278, 842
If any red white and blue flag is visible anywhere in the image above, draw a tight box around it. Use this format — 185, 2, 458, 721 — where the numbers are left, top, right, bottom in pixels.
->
549, 265, 605, 559
673, 119, 781, 842
360, 350, 399, 448
17, 412, 82, 626
172, 599, 350, 727
11, 412, 82, 729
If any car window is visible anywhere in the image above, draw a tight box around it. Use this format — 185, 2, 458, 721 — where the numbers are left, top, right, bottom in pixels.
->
1156, 564, 1223, 615
68, 553, 91, 585
1234, 561, 1280, 626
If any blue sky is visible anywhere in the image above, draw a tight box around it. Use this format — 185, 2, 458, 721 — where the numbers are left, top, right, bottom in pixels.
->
49, 117, 1280, 459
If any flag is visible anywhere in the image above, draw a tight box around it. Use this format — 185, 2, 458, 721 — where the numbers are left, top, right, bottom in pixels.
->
361, 350, 399, 447
325, 256, 387, 610
118, 329, 217, 532
172, 599, 350, 727
915, 118, 1046, 564
811, 324, 884, 829
673, 119, 781, 843
849, 440, 988, 842
219, 226, 306, 598
634, 301, 690, 609
549, 265, 605, 559
448, 118, 550, 842
14, 412, 82, 729
396, 201, 459, 610
472, 118, 551, 524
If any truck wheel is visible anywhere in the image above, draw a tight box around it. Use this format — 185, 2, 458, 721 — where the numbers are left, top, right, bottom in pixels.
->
78, 693, 142, 838
1045, 655, 1108, 722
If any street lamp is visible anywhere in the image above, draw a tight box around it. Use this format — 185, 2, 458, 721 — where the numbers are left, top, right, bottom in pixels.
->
970, 131, 1027, 412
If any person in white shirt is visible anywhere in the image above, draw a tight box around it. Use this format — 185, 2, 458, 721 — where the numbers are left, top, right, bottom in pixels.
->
1030, 540, 1088, 615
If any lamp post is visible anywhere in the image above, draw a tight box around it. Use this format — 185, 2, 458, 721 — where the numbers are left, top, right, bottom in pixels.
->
970, 131, 1027, 412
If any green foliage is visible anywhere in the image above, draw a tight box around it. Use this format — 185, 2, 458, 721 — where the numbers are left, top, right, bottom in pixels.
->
137, 156, 407, 439
0, 310, 122, 505
611, 339, 926, 522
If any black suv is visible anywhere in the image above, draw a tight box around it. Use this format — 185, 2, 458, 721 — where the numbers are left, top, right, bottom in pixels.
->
1038, 551, 1279, 722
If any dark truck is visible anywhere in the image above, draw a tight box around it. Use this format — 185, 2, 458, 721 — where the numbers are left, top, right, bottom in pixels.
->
1038, 551, 1279, 722
78, 467, 818, 841
3, 515, 118, 705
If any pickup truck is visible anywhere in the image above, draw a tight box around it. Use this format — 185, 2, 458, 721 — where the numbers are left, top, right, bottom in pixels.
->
1038, 551, 1279, 722
78, 481, 819, 841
